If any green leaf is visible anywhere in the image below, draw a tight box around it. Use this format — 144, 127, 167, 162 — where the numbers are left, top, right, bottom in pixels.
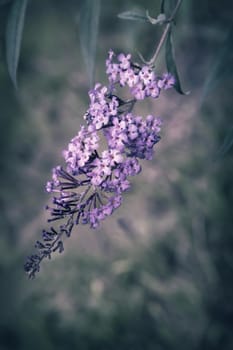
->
165, 27, 188, 95
160, 0, 166, 13
79, 0, 101, 87
118, 10, 149, 23
6, 0, 28, 88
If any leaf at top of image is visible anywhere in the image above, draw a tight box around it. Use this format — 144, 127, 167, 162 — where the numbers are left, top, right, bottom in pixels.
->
160, 0, 166, 13
79, 0, 101, 87
118, 10, 149, 23
6, 0, 28, 88
165, 27, 188, 95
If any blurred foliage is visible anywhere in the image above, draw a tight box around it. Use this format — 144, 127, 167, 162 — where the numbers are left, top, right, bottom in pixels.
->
5, 0, 28, 87
0, 0, 233, 349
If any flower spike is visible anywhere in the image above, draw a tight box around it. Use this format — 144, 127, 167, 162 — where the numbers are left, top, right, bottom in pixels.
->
24, 50, 174, 278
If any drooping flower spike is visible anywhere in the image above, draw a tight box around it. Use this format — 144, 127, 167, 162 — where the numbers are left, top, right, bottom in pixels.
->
24, 50, 174, 278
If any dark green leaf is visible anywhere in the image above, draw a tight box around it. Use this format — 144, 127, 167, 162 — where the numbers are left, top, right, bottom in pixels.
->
118, 10, 149, 23
79, 0, 101, 87
165, 28, 188, 95
160, 0, 166, 13
6, 0, 28, 88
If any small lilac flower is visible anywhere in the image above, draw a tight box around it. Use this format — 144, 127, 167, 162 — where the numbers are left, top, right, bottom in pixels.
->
108, 49, 114, 61
103, 149, 124, 165
108, 96, 119, 116
117, 53, 131, 70
139, 66, 155, 85
106, 63, 119, 83
102, 203, 113, 216
124, 68, 139, 87
130, 83, 146, 100
145, 81, 160, 98
157, 73, 175, 90
93, 157, 112, 177
106, 51, 119, 83
128, 123, 139, 140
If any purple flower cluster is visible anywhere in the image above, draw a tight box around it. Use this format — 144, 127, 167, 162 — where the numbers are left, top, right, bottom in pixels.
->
24, 50, 174, 278
106, 50, 175, 99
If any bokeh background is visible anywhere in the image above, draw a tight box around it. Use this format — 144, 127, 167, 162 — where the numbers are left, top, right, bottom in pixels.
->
1, 0, 233, 349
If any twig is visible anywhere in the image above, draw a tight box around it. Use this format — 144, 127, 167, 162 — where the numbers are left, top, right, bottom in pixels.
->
144, 0, 183, 66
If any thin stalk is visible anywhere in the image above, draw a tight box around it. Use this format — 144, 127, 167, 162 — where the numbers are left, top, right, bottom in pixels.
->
146, 0, 183, 66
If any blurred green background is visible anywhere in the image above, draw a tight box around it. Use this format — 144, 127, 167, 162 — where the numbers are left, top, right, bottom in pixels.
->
1, 0, 233, 349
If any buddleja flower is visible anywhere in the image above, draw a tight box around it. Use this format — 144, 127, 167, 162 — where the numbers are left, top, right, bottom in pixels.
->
24, 50, 174, 278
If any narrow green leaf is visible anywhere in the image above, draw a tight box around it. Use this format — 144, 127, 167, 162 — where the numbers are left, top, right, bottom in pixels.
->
160, 0, 166, 13
118, 10, 149, 23
79, 0, 101, 87
165, 28, 188, 95
6, 0, 28, 88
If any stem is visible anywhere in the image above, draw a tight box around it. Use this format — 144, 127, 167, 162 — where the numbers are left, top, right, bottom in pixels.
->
147, 0, 183, 66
